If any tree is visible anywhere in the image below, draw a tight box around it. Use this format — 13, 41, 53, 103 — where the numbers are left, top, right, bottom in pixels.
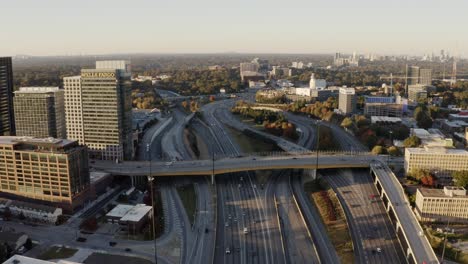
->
421, 175, 436, 187
371, 145, 386, 155
409, 168, 431, 181
403, 136, 421, 148
341, 117, 353, 128
181, 100, 188, 110
387, 146, 400, 156
453, 171, 468, 188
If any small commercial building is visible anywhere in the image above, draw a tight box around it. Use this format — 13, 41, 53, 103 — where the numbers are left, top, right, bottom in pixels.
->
4, 255, 81, 264
0, 198, 62, 224
106, 204, 153, 234
415, 187, 468, 223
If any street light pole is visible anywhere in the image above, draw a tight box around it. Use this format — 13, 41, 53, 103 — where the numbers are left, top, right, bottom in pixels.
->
212, 150, 215, 185
315, 121, 321, 179
147, 143, 158, 264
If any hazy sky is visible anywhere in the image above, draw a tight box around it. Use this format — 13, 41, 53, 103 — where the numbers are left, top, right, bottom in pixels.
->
1, 0, 467, 56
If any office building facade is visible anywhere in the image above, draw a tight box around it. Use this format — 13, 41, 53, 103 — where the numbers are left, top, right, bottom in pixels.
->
404, 147, 468, 179
0, 137, 90, 212
64, 76, 84, 144
407, 66, 433, 94
338, 87, 356, 114
13, 87, 65, 139
64, 61, 133, 161
415, 187, 468, 223
0, 57, 15, 136
364, 103, 403, 117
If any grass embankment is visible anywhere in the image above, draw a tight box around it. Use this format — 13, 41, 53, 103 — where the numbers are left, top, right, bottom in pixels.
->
304, 179, 354, 263
226, 126, 281, 184
176, 184, 197, 226
425, 227, 468, 263
38, 246, 77, 260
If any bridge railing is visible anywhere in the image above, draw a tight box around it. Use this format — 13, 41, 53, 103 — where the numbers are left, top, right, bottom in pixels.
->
213, 150, 372, 160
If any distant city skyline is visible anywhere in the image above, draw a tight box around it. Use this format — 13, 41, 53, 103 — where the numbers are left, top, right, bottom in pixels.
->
1, 0, 467, 57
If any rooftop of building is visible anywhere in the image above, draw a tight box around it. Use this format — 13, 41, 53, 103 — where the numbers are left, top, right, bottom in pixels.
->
411, 128, 445, 139
9, 199, 61, 214
4, 255, 81, 264
339, 87, 355, 94
119, 204, 152, 222
106, 204, 134, 218
106, 204, 152, 222
370, 116, 402, 123
14, 87, 61, 94
443, 120, 468, 127
90, 170, 111, 184
0, 136, 77, 150
419, 187, 468, 198
406, 146, 468, 155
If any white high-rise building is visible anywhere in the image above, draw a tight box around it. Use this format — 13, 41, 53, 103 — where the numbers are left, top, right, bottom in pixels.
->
64, 61, 133, 161
64, 76, 84, 144
338, 87, 356, 114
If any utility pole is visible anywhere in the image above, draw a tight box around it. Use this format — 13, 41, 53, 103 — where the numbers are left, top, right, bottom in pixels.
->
315, 121, 321, 179
146, 143, 158, 264
211, 147, 215, 185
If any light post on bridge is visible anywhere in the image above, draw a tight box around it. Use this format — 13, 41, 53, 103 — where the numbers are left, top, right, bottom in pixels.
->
315, 120, 321, 179
146, 143, 158, 264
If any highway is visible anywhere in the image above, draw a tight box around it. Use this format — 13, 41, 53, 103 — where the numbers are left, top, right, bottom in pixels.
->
201, 101, 284, 264
275, 171, 320, 264
326, 169, 406, 263
371, 163, 439, 264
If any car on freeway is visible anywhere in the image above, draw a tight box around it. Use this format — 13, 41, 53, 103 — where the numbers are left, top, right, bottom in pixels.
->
165, 162, 173, 166
225, 247, 231, 254
76, 237, 87, 242
225, 222, 229, 227
243, 227, 248, 234
376, 247, 382, 253
252, 158, 256, 160
109, 241, 117, 247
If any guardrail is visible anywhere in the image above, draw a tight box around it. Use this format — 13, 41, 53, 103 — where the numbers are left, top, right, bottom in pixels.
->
212, 150, 372, 160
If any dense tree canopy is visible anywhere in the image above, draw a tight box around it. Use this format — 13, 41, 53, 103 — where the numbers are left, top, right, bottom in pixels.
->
453, 171, 468, 188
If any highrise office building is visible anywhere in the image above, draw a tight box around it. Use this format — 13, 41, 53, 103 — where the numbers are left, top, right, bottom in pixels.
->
407, 66, 420, 85
13, 87, 66, 138
0, 57, 15, 136
339, 87, 356, 114
64, 61, 133, 161
419, 69, 432, 85
64, 76, 84, 144
407, 66, 432, 86
0, 137, 90, 212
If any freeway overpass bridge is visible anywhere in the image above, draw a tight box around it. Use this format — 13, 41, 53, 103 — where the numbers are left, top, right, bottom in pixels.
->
93, 151, 373, 176
370, 162, 439, 264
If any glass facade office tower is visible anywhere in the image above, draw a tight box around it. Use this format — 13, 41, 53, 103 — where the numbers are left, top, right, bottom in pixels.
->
0, 57, 15, 136
13, 87, 66, 139
64, 61, 133, 161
